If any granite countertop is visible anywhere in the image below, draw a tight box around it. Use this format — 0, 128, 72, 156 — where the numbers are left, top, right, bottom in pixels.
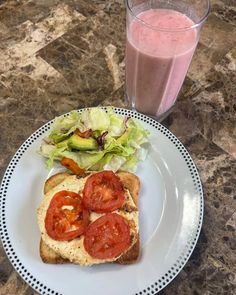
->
0, 0, 235, 294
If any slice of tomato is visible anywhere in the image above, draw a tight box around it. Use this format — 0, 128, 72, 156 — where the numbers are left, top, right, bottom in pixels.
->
82, 171, 125, 213
60, 157, 85, 175
74, 128, 93, 138
84, 213, 130, 259
45, 190, 89, 241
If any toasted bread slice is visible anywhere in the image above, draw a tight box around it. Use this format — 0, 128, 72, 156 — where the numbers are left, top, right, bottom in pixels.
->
44, 172, 70, 195
40, 171, 140, 264
40, 238, 69, 264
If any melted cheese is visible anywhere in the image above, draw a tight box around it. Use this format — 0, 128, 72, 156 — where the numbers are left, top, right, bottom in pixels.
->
37, 175, 139, 266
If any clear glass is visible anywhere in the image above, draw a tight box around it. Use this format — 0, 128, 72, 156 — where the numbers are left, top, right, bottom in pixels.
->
125, 0, 210, 120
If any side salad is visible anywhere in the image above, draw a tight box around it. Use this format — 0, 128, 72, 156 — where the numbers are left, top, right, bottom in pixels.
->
40, 107, 150, 173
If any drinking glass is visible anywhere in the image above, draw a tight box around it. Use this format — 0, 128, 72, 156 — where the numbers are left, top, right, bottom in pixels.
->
125, 0, 210, 120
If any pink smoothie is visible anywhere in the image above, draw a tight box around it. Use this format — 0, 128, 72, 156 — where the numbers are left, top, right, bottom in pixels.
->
126, 9, 198, 116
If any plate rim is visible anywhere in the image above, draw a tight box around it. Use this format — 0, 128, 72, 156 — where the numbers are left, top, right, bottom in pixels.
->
0, 106, 204, 295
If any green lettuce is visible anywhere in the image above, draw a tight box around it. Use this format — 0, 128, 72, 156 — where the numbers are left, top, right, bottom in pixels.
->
48, 111, 84, 143
107, 107, 125, 137
40, 108, 150, 172
81, 108, 110, 131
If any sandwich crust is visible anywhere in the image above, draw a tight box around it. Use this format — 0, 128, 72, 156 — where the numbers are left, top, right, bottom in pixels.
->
39, 170, 140, 265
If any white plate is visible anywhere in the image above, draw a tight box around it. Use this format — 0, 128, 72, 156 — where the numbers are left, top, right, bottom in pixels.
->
0, 107, 203, 295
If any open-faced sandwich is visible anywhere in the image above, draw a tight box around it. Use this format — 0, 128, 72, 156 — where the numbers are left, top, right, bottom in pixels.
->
37, 170, 140, 265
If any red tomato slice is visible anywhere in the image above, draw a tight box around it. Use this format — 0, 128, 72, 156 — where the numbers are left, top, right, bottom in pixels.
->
84, 213, 130, 259
74, 128, 93, 138
82, 171, 125, 213
45, 190, 89, 241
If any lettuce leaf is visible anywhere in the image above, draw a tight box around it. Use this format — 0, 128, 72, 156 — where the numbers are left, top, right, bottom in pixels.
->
81, 108, 110, 131
40, 108, 150, 172
49, 111, 84, 143
107, 107, 125, 137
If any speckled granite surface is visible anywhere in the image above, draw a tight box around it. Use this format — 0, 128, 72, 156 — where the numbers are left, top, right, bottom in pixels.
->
0, 1, 235, 294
